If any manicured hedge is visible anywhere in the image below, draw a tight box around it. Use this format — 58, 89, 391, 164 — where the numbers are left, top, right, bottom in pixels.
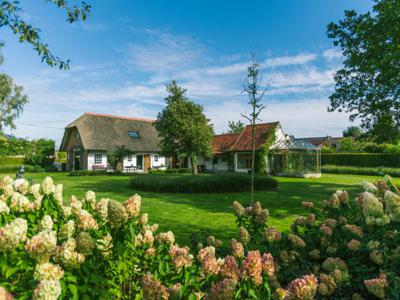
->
0, 156, 24, 165
322, 165, 400, 177
0, 164, 45, 173
148, 168, 191, 174
322, 153, 400, 167
129, 173, 278, 193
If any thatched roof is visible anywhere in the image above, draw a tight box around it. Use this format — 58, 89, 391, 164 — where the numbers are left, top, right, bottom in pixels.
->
60, 112, 162, 152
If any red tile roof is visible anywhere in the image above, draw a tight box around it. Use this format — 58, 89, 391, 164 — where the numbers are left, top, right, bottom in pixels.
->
212, 134, 239, 154
212, 122, 279, 154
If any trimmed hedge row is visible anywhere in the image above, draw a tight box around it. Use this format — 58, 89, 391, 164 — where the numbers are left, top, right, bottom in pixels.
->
0, 164, 45, 173
0, 156, 24, 165
322, 165, 400, 177
129, 173, 278, 193
322, 153, 400, 167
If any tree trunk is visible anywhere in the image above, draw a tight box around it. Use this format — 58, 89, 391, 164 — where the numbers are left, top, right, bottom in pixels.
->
251, 120, 256, 204
191, 154, 198, 175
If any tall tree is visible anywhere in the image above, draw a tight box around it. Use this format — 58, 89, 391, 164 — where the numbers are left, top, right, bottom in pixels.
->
242, 57, 266, 203
327, 0, 400, 143
0, 72, 28, 133
0, 0, 90, 69
227, 120, 244, 134
342, 126, 361, 138
155, 81, 214, 175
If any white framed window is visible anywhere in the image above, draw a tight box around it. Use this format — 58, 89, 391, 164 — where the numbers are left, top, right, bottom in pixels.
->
154, 155, 159, 162
127, 155, 132, 162
94, 153, 102, 164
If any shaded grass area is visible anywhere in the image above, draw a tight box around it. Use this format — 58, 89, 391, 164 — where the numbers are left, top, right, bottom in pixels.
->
129, 173, 277, 193
2, 172, 394, 245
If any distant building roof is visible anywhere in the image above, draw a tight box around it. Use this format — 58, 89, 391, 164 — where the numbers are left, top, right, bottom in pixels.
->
212, 122, 280, 154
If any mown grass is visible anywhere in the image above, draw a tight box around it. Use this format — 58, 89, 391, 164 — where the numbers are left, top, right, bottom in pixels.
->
1, 172, 395, 245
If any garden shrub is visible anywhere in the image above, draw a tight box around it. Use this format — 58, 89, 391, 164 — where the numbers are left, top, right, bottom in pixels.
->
0, 176, 279, 299
322, 165, 400, 177
322, 153, 400, 167
0, 156, 24, 165
129, 173, 278, 193
164, 168, 191, 174
0, 175, 399, 299
232, 175, 400, 299
0, 164, 45, 173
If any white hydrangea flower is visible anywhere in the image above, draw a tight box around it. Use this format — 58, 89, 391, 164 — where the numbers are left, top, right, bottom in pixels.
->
361, 192, 390, 226
3, 184, 14, 198
54, 184, 63, 206
69, 196, 82, 214
384, 190, 400, 222
14, 178, 29, 194
0, 218, 28, 251
95, 198, 109, 221
26, 230, 57, 262
34, 262, 64, 281
61, 206, 72, 218
40, 177, 55, 195
1, 176, 13, 186
33, 280, 62, 300
29, 184, 41, 195
362, 181, 378, 194
10, 192, 34, 212
39, 215, 54, 231
0, 200, 10, 214
59, 220, 75, 240
84, 191, 96, 209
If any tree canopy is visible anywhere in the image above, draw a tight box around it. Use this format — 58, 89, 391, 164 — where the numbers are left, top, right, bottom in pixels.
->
327, 0, 400, 143
154, 81, 214, 174
342, 126, 361, 138
227, 120, 245, 134
0, 0, 90, 69
0, 72, 28, 133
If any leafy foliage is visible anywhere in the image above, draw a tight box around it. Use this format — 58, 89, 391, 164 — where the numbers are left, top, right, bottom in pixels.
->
107, 145, 133, 172
155, 81, 214, 175
0, 73, 28, 132
322, 165, 400, 177
327, 0, 400, 143
322, 153, 400, 168
0, 175, 399, 299
342, 126, 362, 138
226, 120, 245, 134
0, 0, 90, 69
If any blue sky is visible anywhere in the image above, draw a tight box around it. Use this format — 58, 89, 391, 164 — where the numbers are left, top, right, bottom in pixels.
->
0, 0, 373, 146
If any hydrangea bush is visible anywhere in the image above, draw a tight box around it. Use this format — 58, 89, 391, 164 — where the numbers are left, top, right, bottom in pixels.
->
233, 175, 400, 299
0, 175, 400, 299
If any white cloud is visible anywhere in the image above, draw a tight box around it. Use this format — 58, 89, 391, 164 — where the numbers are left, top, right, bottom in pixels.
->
269, 68, 335, 87
127, 29, 205, 74
262, 53, 317, 68
206, 99, 355, 137
323, 48, 343, 61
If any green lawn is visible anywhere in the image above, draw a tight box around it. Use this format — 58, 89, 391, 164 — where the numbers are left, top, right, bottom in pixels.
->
1, 172, 393, 245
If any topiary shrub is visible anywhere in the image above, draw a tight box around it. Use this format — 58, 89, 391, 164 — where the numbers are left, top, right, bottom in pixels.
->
129, 173, 278, 193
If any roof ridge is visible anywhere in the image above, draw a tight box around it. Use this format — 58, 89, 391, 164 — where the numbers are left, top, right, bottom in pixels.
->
215, 133, 240, 136
243, 121, 279, 128
85, 112, 155, 123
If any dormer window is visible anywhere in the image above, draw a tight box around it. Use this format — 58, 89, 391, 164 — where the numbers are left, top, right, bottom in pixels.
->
128, 131, 140, 139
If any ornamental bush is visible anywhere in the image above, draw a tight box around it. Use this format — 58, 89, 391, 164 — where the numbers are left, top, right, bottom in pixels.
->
233, 175, 400, 299
0, 175, 399, 299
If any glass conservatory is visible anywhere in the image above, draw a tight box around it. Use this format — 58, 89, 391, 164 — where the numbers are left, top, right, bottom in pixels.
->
268, 139, 321, 178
